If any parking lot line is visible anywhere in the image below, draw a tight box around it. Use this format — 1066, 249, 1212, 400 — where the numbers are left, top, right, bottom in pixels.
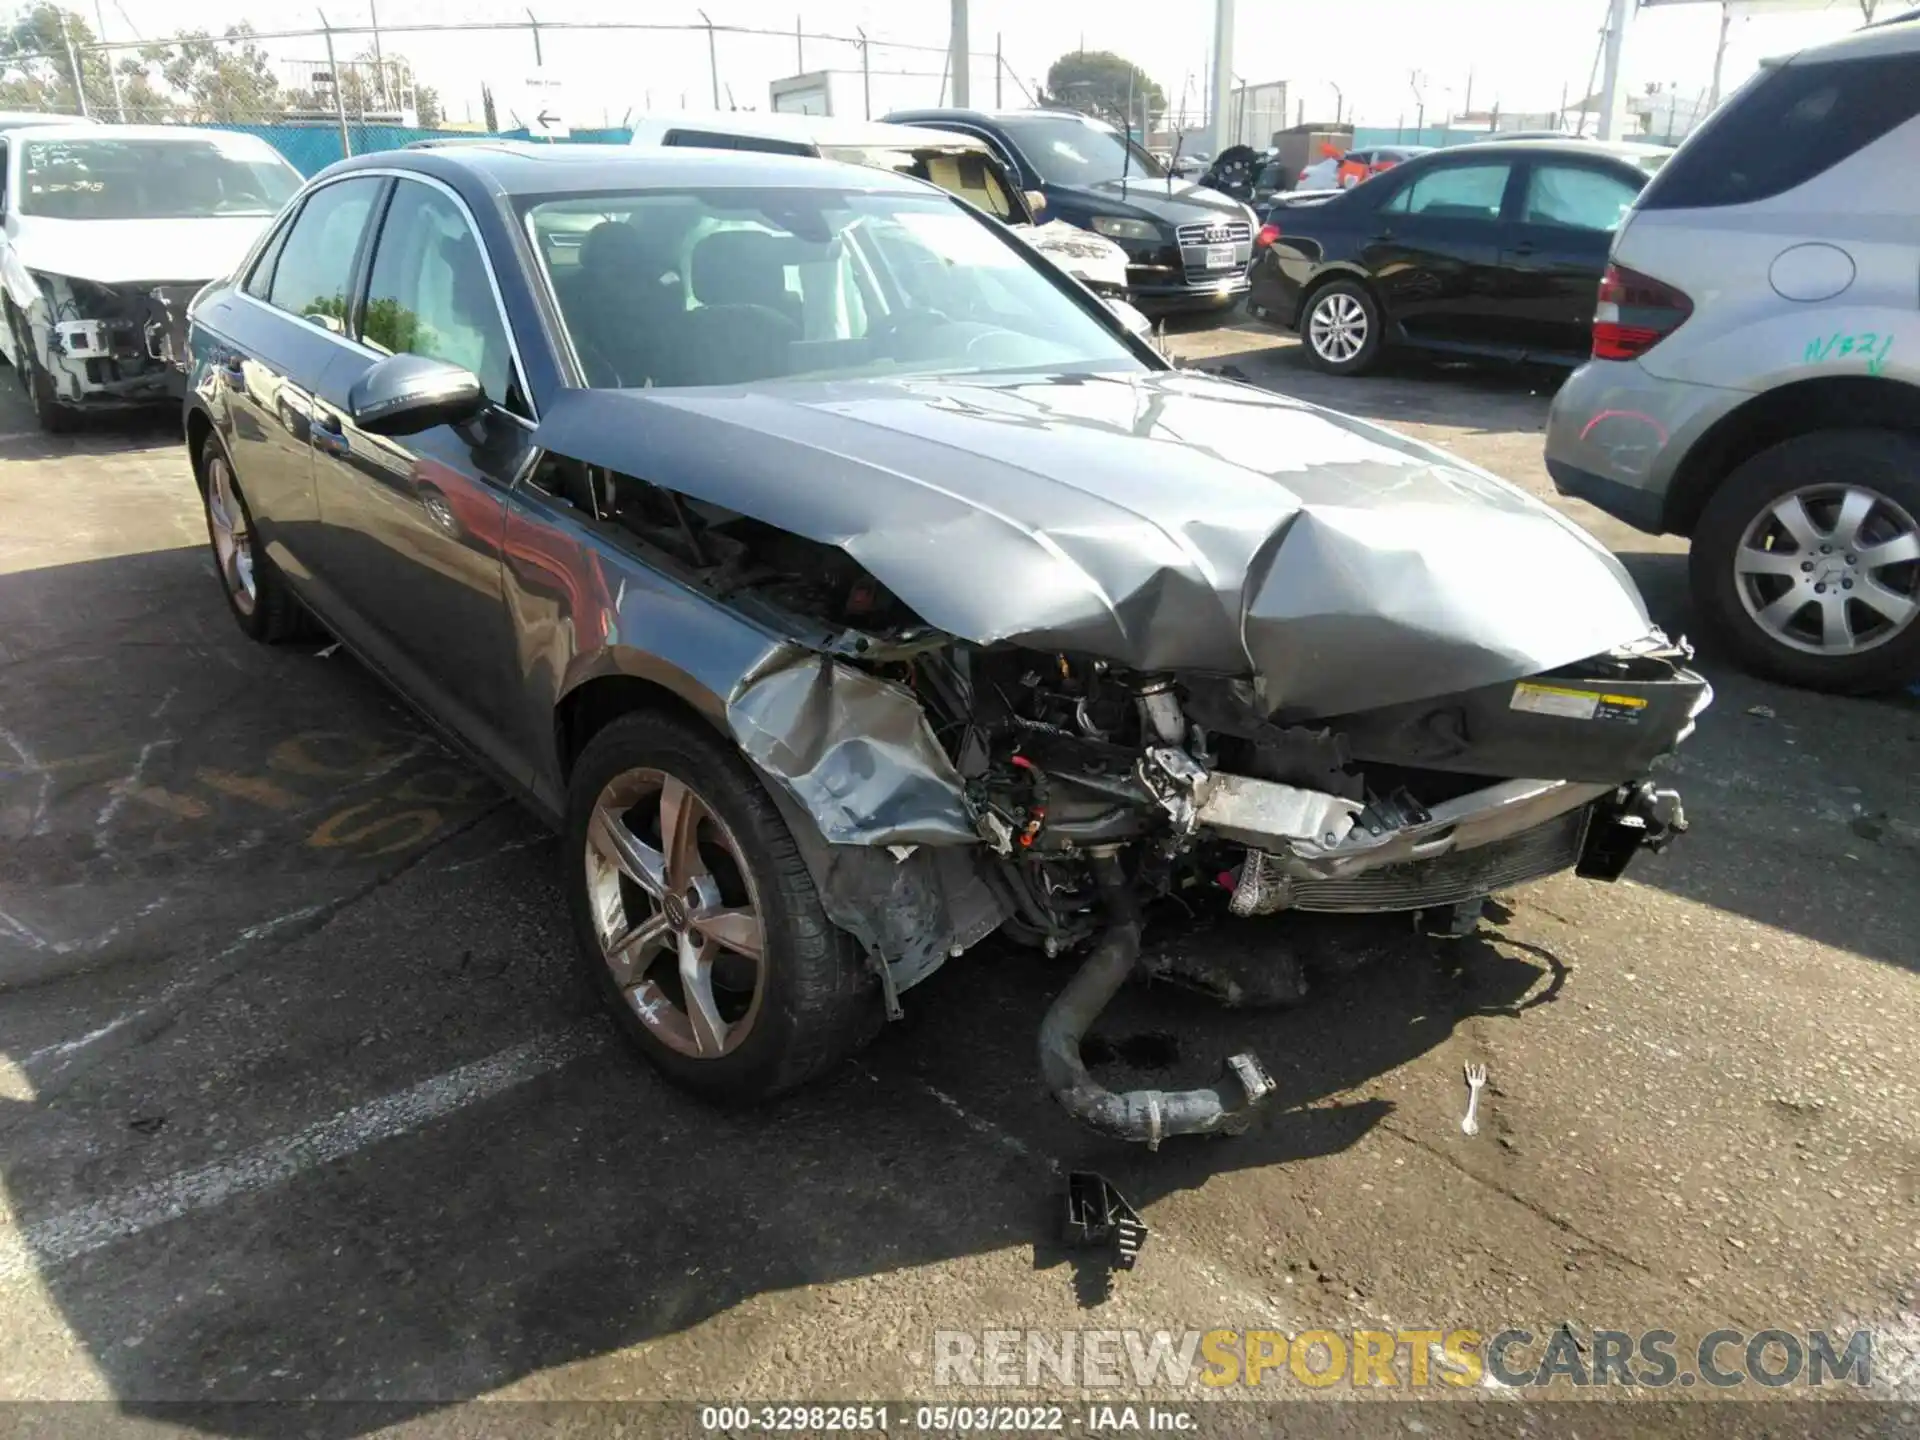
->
0, 1025, 607, 1286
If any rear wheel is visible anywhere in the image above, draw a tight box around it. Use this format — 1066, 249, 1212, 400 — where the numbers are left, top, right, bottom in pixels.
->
565, 710, 879, 1103
199, 433, 303, 642
1300, 279, 1383, 376
1690, 429, 1920, 693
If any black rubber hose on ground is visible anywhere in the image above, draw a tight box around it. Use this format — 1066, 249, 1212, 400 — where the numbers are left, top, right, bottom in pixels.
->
1037, 852, 1275, 1147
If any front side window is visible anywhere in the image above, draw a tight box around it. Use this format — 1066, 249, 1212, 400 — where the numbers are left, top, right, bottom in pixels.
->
1520, 163, 1641, 231
527, 186, 1142, 390
1640, 52, 1920, 210
362, 179, 516, 408
267, 177, 382, 325
1381, 162, 1511, 220
18, 136, 301, 220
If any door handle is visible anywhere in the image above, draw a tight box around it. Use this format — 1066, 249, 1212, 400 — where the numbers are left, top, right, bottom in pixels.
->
1369, 228, 1394, 242
1509, 241, 1537, 256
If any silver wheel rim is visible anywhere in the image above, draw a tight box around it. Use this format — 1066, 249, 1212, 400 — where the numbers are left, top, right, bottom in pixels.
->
1734, 483, 1920, 656
205, 454, 257, 616
585, 767, 767, 1059
1309, 291, 1367, 364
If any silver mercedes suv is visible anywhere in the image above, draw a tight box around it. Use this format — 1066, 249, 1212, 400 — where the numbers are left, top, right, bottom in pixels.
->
1545, 15, 1920, 693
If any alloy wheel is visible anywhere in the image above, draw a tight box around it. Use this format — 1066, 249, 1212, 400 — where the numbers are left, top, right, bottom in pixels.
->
1309, 291, 1368, 364
1733, 483, 1920, 656
205, 454, 258, 615
584, 766, 767, 1059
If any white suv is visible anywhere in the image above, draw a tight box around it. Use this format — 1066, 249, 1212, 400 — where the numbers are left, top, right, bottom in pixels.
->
1545, 15, 1920, 693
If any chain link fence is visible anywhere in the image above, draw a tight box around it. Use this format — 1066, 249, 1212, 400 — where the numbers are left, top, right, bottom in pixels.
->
0, 8, 1047, 174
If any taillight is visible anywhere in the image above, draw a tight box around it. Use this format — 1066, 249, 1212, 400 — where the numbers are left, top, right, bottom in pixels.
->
1255, 221, 1281, 248
1592, 263, 1692, 360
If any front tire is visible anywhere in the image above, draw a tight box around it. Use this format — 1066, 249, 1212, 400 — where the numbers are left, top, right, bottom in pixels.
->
1690, 429, 1920, 694
565, 710, 879, 1104
7, 303, 75, 434
1300, 279, 1383, 375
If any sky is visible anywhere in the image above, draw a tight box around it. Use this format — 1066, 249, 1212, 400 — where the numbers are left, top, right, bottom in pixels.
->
77, 0, 1889, 132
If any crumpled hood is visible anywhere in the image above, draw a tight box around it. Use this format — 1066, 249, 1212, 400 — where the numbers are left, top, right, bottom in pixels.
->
531, 369, 1651, 718
6, 214, 274, 285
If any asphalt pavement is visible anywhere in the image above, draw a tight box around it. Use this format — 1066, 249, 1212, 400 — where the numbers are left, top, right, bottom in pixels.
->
1, 330, 1916, 1436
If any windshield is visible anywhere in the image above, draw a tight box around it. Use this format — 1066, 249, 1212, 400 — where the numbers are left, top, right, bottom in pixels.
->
526, 187, 1142, 390
19, 137, 301, 220
996, 115, 1167, 186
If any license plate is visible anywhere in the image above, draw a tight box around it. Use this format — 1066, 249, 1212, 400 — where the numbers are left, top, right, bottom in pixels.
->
1204, 243, 1237, 271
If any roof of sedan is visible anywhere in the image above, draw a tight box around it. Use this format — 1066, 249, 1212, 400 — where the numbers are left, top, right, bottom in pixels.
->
338, 140, 929, 197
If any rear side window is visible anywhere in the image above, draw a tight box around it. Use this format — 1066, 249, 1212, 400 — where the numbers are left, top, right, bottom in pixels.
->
1381, 162, 1511, 220
267, 176, 381, 325
1640, 52, 1920, 209
243, 209, 296, 300
1520, 163, 1641, 231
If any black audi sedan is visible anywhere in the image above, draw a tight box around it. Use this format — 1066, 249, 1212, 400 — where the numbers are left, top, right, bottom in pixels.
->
884, 107, 1258, 313
182, 142, 1701, 1141
1247, 140, 1655, 375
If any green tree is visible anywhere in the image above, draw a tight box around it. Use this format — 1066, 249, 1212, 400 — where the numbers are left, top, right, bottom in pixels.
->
1040, 50, 1165, 132
0, 4, 114, 116
137, 25, 281, 123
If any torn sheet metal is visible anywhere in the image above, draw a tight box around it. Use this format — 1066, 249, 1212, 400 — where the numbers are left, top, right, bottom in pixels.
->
531, 369, 1651, 720
1013, 221, 1131, 292
813, 842, 1009, 991
726, 647, 974, 846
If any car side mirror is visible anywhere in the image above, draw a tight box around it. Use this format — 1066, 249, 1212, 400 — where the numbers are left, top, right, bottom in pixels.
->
348, 353, 486, 437
1024, 189, 1047, 217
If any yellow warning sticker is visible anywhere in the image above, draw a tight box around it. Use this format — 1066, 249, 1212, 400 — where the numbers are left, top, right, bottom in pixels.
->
1511, 683, 1648, 723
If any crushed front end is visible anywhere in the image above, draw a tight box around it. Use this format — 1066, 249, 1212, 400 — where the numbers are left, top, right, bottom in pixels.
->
18, 275, 199, 410
905, 636, 1705, 1145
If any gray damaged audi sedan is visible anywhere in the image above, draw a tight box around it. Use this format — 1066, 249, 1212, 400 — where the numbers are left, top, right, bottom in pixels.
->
184, 143, 1708, 1145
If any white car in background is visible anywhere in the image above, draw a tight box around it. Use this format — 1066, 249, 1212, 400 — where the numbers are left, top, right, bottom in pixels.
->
0, 124, 302, 430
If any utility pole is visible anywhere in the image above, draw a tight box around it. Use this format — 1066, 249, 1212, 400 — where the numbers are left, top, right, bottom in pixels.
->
1598, 0, 1630, 141
370, 0, 386, 109
795, 14, 803, 72
58, 11, 88, 117
1208, 0, 1234, 155
857, 27, 871, 118
93, 0, 125, 122
995, 33, 1002, 108
319, 11, 350, 156
1707, 0, 1732, 109
698, 9, 719, 109
949, 0, 970, 107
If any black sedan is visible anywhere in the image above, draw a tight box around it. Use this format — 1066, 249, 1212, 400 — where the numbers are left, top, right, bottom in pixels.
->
1247, 141, 1653, 375
181, 142, 1698, 1142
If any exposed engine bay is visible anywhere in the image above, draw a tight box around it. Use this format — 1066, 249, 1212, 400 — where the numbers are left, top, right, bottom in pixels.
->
550, 445, 1709, 1146
6, 273, 197, 408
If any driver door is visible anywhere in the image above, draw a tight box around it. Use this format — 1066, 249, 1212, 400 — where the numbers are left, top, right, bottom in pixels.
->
306, 175, 535, 785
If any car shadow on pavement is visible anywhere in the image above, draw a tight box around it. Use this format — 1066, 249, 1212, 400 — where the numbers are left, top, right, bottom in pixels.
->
0, 835, 1565, 1428
1615, 548, 1920, 974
